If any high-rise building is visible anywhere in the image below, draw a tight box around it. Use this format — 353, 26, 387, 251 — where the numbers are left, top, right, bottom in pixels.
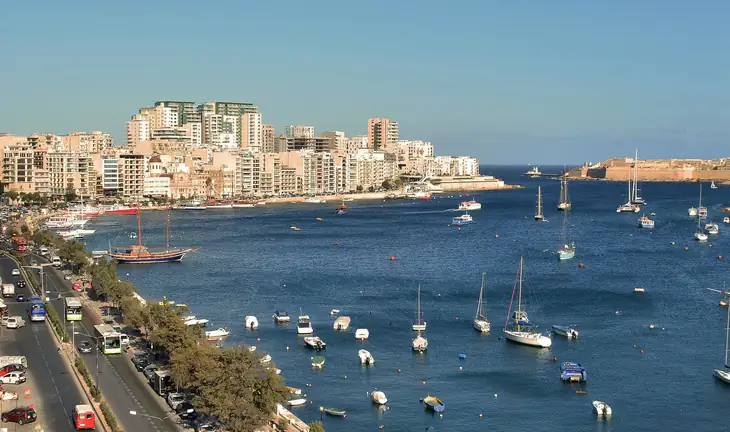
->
241, 113, 263, 153
285, 125, 315, 138
320, 131, 348, 154
119, 153, 145, 199
262, 124, 275, 153
346, 150, 398, 191
367, 118, 399, 153
198, 102, 257, 146
127, 114, 150, 146
155, 101, 196, 125
47, 151, 95, 198
101, 157, 120, 195
1, 141, 35, 193
203, 114, 238, 148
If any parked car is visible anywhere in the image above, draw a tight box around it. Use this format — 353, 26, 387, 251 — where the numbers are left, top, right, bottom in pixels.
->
143, 364, 160, 381
0, 316, 8, 326
6, 317, 25, 329
72, 283, 82, 292
132, 353, 152, 371
176, 402, 197, 421
167, 392, 185, 410
78, 341, 93, 354
16, 281, 25, 289
0, 372, 26, 384
10, 269, 19, 276
15, 294, 25, 302
0, 364, 26, 377
1, 406, 37, 425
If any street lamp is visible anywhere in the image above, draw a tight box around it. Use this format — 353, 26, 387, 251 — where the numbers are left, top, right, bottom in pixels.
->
74, 331, 100, 390
128, 410, 179, 425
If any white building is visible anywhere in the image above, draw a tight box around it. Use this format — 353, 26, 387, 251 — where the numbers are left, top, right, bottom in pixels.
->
183, 122, 202, 146
241, 113, 263, 153
346, 149, 398, 191
102, 157, 119, 193
320, 131, 348, 154
285, 125, 315, 139
203, 114, 238, 148
126, 114, 149, 146
434, 156, 480, 177
144, 176, 171, 197
398, 140, 434, 158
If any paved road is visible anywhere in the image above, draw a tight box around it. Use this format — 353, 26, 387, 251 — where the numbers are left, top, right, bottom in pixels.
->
26, 255, 180, 432
0, 255, 90, 431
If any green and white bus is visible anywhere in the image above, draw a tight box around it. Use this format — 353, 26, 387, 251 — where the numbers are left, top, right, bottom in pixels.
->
93, 324, 123, 354
65, 297, 83, 321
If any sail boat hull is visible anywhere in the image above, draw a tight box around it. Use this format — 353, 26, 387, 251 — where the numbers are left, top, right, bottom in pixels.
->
714, 369, 730, 384
504, 330, 552, 348
558, 249, 575, 261
111, 248, 194, 264
473, 319, 490, 333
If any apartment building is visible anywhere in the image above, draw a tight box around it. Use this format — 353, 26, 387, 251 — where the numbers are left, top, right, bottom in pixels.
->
101, 157, 120, 195
285, 125, 315, 138
348, 136, 368, 153
198, 102, 257, 146
119, 153, 145, 199
183, 122, 203, 146
203, 114, 238, 148
262, 124, 275, 153
258, 153, 281, 196
144, 176, 171, 197
126, 114, 150, 147
46, 151, 95, 198
434, 156, 480, 177
241, 113, 263, 153
1, 142, 35, 193
346, 150, 398, 191
62, 132, 114, 153
320, 131, 348, 154
280, 167, 300, 195
279, 136, 334, 153
367, 118, 399, 153
155, 101, 196, 125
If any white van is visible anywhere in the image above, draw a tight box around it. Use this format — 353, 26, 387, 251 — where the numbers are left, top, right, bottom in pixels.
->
6, 316, 25, 329
51, 256, 62, 267
39, 247, 49, 257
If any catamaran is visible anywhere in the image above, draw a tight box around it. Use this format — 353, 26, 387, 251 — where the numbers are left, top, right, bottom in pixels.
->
713, 301, 730, 384
473, 273, 490, 333
535, 186, 544, 221
557, 176, 572, 211
412, 285, 427, 331
617, 170, 640, 213
503, 257, 552, 348
557, 211, 575, 261
631, 149, 646, 205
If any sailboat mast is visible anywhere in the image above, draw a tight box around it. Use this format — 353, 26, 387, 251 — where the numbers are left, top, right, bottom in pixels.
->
517, 257, 523, 311
165, 197, 170, 250
136, 199, 142, 247
417, 285, 421, 325
476, 273, 485, 318
537, 186, 542, 216
725, 299, 730, 368
633, 149, 639, 198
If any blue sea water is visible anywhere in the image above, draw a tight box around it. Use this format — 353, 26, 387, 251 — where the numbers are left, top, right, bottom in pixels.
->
84, 166, 730, 432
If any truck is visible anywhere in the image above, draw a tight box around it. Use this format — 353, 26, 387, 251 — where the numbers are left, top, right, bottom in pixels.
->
2, 284, 14, 298
0, 356, 28, 368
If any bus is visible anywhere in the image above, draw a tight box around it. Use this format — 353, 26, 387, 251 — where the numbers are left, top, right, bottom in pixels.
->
28, 297, 46, 322
93, 324, 123, 354
65, 297, 83, 321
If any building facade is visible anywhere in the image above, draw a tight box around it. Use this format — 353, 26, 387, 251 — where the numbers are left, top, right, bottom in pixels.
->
367, 118, 399, 153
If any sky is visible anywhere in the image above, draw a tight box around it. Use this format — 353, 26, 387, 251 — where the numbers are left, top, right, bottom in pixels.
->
1, 0, 729, 164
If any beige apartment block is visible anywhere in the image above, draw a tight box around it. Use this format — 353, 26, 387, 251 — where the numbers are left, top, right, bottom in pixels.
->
367, 118, 399, 153
346, 150, 398, 191
46, 151, 95, 198
321, 131, 348, 154
62, 132, 114, 153
1, 141, 35, 193
262, 124, 275, 153
434, 156, 480, 177
259, 153, 281, 196
280, 167, 300, 195
285, 125, 315, 138
119, 153, 145, 199
241, 113, 262, 153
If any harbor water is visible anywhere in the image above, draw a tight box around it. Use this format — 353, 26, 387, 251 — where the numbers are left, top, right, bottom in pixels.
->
85, 166, 730, 431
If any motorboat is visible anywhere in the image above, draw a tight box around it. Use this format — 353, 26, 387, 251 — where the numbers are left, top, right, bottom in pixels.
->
695, 231, 709, 242
232, 201, 256, 208
593, 401, 612, 417
561, 362, 587, 382
245, 316, 259, 330
304, 197, 327, 204
290, 226, 301, 231
256, 201, 266, 205
273, 311, 290, 323
450, 213, 473, 226
287, 399, 307, 407
634, 288, 645, 293
371, 391, 387, 405
524, 166, 542, 177
637, 215, 655, 229
423, 395, 445, 412
259, 354, 272, 364
558, 243, 575, 261
705, 223, 719, 235
504, 258, 553, 348
183, 318, 209, 327
458, 200, 481, 211
359, 349, 375, 366
297, 313, 314, 335
205, 328, 230, 341
311, 356, 325, 368
412, 334, 428, 352
355, 329, 369, 340
324, 408, 346, 417
724, 217, 730, 224
330, 309, 340, 316
333, 316, 351, 331
178, 202, 207, 210
689, 207, 698, 217
473, 273, 490, 333
304, 336, 326, 350
552, 325, 579, 339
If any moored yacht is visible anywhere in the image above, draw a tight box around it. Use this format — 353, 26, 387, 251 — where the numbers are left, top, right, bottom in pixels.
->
473, 273, 490, 333
705, 222, 719, 235
297, 310, 314, 335
458, 200, 481, 211
503, 257, 552, 348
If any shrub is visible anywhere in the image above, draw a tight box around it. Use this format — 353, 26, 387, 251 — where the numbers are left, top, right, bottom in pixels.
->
45, 301, 68, 342
100, 400, 121, 432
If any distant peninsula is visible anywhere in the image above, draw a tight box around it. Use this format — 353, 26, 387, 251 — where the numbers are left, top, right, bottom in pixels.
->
566, 157, 730, 184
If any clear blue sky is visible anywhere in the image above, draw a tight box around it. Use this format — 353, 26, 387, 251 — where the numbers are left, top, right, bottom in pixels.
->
2, 0, 728, 164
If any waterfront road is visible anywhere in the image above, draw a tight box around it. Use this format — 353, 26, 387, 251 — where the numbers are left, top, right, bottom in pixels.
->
26, 255, 179, 432
0, 255, 92, 431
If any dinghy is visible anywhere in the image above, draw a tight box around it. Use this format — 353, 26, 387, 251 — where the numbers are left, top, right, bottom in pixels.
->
552, 325, 579, 339
593, 400, 612, 417
311, 356, 325, 368
358, 349, 375, 365
287, 398, 307, 407
423, 395, 445, 412
333, 316, 351, 331
324, 408, 346, 417
355, 328, 370, 340
245, 316, 258, 329
304, 336, 326, 349
371, 391, 387, 405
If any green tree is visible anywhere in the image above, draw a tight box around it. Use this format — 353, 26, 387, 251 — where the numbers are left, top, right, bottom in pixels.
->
121, 298, 152, 335
356, 185, 363, 192
381, 179, 392, 190
20, 225, 29, 234
5, 191, 18, 202
309, 421, 325, 432
64, 188, 77, 202
31, 230, 56, 246
58, 240, 89, 273
148, 302, 201, 353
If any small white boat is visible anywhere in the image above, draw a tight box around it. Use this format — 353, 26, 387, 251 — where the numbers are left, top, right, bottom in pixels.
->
695, 231, 709, 242
245, 316, 259, 329
333, 316, 351, 331
232, 202, 256, 208
304, 336, 326, 349
503, 257, 552, 348
412, 334, 428, 352
724, 217, 730, 224
371, 391, 387, 405
304, 197, 327, 204
552, 325, 579, 339
592, 400, 612, 417
358, 349, 375, 365
705, 223, 719, 235
412, 285, 427, 331
256, 201, 266, 205
458, 200, 481, 211
184, 318, 209, 327
689, 207, 698, 217
260, 354, 272, 364
297, 309, 314, 335
247, 346, 257, 352
355, 329, 370, 340
634, 287, 645, 293
287, 398, 307, 407
273, 311, 290, 323
473, 273, 490, 333
712, 181, 718, 189
330, 309, 340, 316
205, 328, 230, 341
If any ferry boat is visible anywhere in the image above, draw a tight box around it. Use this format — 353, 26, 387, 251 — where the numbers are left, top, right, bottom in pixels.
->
637, 215, 655, 229
458, 200, 481, 211
523, 166, 542, 177
451, 213, 473, 226
99, 204, 138, 215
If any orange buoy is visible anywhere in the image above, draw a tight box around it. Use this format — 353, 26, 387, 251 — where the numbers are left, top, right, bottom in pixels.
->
578, 263, 585, 268
257, 337, 261, 342
684, 247, 689, 251
719, 255, 723, 260
457, 227, 461, 231
397, 369, 401, 373
389, 256, 396, 261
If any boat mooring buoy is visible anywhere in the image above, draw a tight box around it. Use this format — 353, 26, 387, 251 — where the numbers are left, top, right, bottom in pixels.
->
458, 354, 467, 359
389, 256, 396, 261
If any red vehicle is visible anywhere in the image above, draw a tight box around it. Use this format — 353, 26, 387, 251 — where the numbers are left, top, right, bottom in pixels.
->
11, 237, 27, 251
1, 406, 37, 425
72, 283, 82, 292
73, 404, 95, 430
0, 364, 26, 377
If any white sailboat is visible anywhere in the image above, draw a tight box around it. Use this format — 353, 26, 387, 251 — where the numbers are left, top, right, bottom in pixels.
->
412, 286, 428, 352
535, 186, 544, 221
617, 170, 640, 213
412, 285, 427, 331
473, 273, 490, 333
557, 176, 571, 211
557, 210, 575, 261
503, 257, 552, 348
695, 184, 709, 242
713, 300, 730, 384
631, 149, 645, 205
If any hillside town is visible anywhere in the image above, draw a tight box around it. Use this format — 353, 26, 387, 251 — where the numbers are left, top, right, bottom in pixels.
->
0, 101, 482, 200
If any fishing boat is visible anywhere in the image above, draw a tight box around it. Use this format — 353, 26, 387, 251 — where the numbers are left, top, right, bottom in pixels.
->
557, 175, 572, 211
535, 186, 544, 221
473, 273, 490, 333
335, 200, 348, 215
450, 213, 473, 226
458, 200, 481, 211
371, 391, 387, 405
557, 211, 575, 261
561, 362, 588, 382
593, 401, 612, 417
637, 215, 655, 229
631, 150, 646, 205
695, 185, 709, 241
333, 316, 351, 331
297, 310, 314, 335
714, 302, 730, 384
311, 356, 325, 368
423, 395, 445, 412
109, 200, 198, 264
303, 336, 326, 349
355, 329, 370, 340
503, 257, 552, 348
705, 222, 719, 235
273, 311, 290, 323
324, 408, 346, 417
100, 204, 138, 215
205, 328, 230, 341
552, 325, 579, 339
412, 285, 427, 331
359, 349, 375, 365
245, 316, 259, 329
287, 399, 307, 407
524, 166, 542, 177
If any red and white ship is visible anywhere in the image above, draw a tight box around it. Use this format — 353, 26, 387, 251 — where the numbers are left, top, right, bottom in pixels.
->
68, 205, 100, 217
100, 204, 138, 215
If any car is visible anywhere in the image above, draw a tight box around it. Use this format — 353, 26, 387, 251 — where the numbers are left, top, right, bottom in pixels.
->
72, 283, 82, 292
0, 372, 26, 384
29, 260, 37, 266
143, 364, 160, 381
15, 294, 25, 302
176, 402, 197, 421
167, 392, 185, 410
78, 341, 93, 354
0, 316, 8, 326
16, 281, 25, 289
132, 353, 151, 371
5, 317, 24, 329
0, 365, 26, 377
1, 406, 37, 425
64, 274, 72, 281
10, 269, 19, 276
